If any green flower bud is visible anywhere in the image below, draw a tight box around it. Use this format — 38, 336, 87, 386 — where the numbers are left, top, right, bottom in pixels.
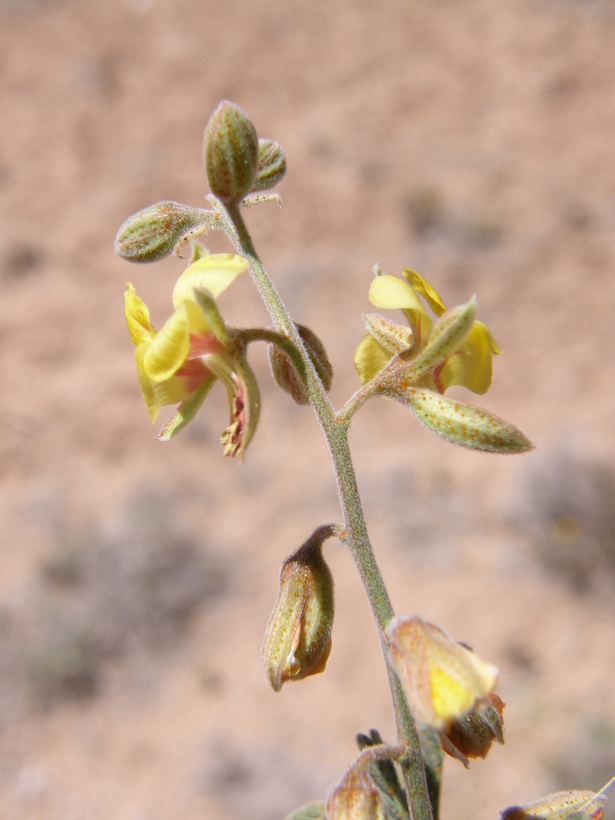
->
203, 101, 259, 204
251, 138, 287, 192
114, 201, 207, 263
363, 314, 414, 356
268, 324, 333, 405
262, 535, 335, 692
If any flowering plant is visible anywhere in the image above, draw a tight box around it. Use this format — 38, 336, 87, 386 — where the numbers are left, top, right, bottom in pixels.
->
115, 101, 612, 819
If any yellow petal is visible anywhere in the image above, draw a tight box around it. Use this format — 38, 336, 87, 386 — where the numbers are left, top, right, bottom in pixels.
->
439, 321, 499, 394
125, 282, 155, 345
143, 304, 191, 383
150, 372, 195, 408
402, 269, 448, 316
134, 344, 159, 422
369, 274, 424, 311
172, 252, 248, 309
354, 334, 393, 384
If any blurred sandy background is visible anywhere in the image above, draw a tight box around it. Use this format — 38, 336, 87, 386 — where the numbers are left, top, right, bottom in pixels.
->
2, 0, 615, 817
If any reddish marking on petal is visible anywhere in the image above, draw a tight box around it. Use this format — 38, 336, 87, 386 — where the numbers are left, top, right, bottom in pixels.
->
188, 331, 223, 358
177, 358, 213, 393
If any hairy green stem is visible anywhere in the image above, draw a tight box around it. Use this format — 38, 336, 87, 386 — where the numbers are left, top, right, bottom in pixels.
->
225, 201, 433, 820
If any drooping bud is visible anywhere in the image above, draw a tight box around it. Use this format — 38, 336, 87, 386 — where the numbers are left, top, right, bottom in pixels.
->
385, 615, 499, 730
363, 314, 415, 358
326, 757, 387, 820
114, 201, 209, 263
268, 324, 333, 405
204, 101, 259, 205
441, 692, 505, 767
262, 527, 336, 692
251, 138, 287, 192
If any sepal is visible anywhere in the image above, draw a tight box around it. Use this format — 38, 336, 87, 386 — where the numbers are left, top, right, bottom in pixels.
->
386, 387, 533, 454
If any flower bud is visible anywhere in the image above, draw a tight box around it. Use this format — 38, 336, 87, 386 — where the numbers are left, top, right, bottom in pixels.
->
501, 784, 609, 819
251, 138, 287, 192
262, 537, 334, 692
327, 765, 386, 820
204, 101, 259, 204
363, 314, 414, 355
385, 615, 498, 730
114, 201, 207, 263
441, 692, 505, 767
268, 324, 333, 405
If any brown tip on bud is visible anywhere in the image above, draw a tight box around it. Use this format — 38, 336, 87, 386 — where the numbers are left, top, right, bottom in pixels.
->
114, 201, 206, 263
204, 101, 259, 205
262, 538, 334, 692
441, 693, 505, 767
251, 138, 287, 192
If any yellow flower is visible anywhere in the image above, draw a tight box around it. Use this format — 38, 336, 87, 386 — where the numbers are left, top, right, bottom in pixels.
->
355, 268, 501, 394
386, 615, 498, 730
125, 252, 260, 458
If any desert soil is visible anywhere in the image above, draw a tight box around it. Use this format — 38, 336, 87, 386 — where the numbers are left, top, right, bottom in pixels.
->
1, 0, 615, 818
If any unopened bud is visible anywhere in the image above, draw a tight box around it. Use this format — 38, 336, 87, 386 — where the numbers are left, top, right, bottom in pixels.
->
251, 138, 287, 192
262, 534, 335, 692
327, 760, 386, 820
268, 324, 333, 405
501, 783, 611, 819
204, 101, 259, 204
363, 314, 414, 355
114, 201, 207, 263
442, 692, 505, 767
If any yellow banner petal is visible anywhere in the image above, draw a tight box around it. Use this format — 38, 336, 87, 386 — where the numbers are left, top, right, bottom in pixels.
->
368, 274, 424, 311
172, 252, 248, 308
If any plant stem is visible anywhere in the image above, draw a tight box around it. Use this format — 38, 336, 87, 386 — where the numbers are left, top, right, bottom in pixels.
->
225, 201, 434, 820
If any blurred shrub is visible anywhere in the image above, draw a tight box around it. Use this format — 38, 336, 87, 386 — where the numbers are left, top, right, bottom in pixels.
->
510, 445, 615, 592
1, 489, 231, 712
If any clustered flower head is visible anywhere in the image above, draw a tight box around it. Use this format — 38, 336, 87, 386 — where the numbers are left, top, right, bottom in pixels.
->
124, 248, 260, 458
